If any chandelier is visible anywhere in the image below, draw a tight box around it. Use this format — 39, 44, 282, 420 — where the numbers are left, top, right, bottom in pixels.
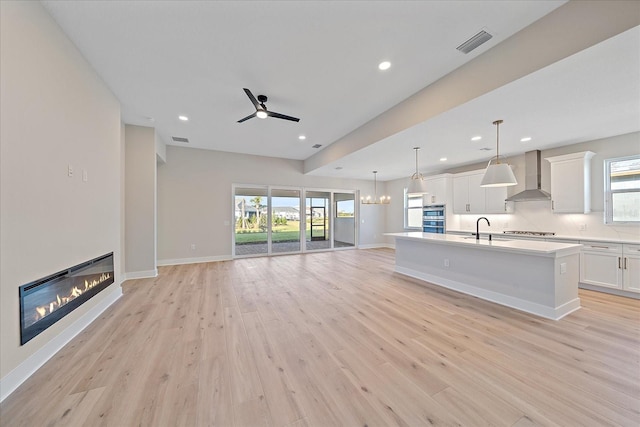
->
361, 171, 390, 205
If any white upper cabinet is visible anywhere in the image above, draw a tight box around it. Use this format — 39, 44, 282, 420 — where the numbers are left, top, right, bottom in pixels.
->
424, 174, 452, 205
453, 169, 512, 214
545, 151, 595, 214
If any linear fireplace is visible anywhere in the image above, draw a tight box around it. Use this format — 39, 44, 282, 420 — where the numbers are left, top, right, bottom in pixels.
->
19, 252, 114, 345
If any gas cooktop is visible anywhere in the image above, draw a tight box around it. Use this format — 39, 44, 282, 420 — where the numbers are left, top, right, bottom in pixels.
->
503, 230, 556, 236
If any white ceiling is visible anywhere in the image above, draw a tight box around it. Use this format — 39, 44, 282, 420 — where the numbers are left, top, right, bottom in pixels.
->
310, 25, 640, 180
41, 1, 639, 181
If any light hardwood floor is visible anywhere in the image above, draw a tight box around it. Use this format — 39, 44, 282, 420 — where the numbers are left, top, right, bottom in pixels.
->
1, 248, 639, 426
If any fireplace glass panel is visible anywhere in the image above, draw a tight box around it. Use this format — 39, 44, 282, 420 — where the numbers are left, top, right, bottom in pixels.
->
20, 253, 114, 344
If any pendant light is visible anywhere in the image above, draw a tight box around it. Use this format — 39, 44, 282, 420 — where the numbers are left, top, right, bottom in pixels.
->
361, 171, 390, 204
480, 120, 518, 187
407, 147, 429, 195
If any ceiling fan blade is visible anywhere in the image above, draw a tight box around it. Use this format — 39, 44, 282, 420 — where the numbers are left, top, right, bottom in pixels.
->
267, 111, 300, 122
243, 88, 260, 110
237, 112, 256, 123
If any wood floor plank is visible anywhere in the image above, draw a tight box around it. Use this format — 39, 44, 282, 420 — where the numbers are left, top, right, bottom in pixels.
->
223, 304, 265, 404
1, 248, 638, 426
242, 311, 305, 426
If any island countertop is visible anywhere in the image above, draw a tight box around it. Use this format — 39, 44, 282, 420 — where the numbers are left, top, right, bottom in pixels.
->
386, 232, 582, 257
386, 232, 582, 319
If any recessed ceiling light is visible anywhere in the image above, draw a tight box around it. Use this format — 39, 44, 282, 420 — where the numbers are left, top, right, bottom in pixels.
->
520, 137, 532, 142
471, 136, 482, 141
298, 135, 306, 140
440, 157, 447, 162
378, 61, 391, 71
178, 115, 189, 121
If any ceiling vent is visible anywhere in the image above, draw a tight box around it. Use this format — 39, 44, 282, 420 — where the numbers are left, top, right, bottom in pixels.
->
456, 30, 493, 54
312, 144, 322, 149
171, 136, 189, 143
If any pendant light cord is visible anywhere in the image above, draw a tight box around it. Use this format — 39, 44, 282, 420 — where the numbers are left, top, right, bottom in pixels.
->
373, 171, 377, 199
493, 120, 503, 164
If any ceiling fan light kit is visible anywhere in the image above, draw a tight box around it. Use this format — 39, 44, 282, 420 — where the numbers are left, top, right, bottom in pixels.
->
407, 146, 429, 196
361, 171, 390, 205
237, 88, 300, 123
480, 119, 518, 187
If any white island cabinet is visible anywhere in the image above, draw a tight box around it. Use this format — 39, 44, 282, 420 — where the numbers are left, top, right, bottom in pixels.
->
386, 232, 582, 320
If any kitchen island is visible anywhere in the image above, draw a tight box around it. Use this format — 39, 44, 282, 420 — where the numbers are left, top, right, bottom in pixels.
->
386, 232, 583, 320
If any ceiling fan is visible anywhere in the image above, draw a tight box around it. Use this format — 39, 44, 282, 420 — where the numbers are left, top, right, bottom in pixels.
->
237, 88, 300, 123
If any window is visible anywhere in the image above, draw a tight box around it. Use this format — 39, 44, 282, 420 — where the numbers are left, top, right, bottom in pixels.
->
336, 199, 354, 218
404, 189, 423, 230
605, 155, 640, 223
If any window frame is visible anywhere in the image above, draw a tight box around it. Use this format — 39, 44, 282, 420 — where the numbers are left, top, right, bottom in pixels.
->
404, 188, 424, 231
604, 154, 640, 224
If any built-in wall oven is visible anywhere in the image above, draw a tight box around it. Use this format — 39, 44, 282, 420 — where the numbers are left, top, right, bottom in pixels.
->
423, 204, 446, 234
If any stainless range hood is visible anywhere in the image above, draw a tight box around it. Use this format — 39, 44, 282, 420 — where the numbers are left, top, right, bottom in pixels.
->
505, 150, 551, 202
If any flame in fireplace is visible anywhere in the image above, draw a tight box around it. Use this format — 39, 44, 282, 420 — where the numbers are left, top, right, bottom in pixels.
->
33, 273, 111, 322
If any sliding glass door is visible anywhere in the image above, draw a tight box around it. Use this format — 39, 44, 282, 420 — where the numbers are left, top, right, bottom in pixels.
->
233, 185, 356, 257
305, 191, 331, 251
234, 187, 268, 256
271, 188, 301, 254
334, 193, 356, 248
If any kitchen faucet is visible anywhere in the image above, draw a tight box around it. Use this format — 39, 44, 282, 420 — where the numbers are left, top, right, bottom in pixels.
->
476, 217, 490, 240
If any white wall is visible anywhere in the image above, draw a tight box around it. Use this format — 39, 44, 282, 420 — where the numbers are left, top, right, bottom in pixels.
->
0, 1, 122, 379
157, 146, 388, 263
125, 125, 157, 276
385, 132, 640, 243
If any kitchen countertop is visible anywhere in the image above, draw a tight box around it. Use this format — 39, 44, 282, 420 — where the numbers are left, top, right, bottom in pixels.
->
387, 232, 582, 319
446, 229, 640, 245
386, 232, 581, 257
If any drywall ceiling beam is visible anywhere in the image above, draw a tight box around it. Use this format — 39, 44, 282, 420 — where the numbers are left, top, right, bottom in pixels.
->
304, 0, 640, 174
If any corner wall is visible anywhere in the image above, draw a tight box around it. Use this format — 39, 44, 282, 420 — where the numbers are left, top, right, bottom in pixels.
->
124, 125, 157, 277
0, 0, 122, 392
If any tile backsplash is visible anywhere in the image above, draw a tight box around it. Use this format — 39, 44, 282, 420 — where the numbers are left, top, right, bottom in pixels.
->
449, 200, 639, 242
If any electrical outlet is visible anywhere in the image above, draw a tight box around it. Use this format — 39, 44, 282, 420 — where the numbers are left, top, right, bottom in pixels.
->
68, 164, 73, 177
579, 224, 587, 231
444, 259, 450, 267
191, 244, 196, 250
560, 262, 567, 274
82, 169, 88, 182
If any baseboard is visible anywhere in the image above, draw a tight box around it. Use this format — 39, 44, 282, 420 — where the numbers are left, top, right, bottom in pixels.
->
123, 269, 158, 281
156, 255, 231, 266
579, 283, 640, 299
358, 243, 395, 250
0, 283, 123, 402
395, 266, 580, 321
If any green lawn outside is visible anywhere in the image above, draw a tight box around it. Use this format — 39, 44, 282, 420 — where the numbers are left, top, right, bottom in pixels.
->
235, 219, 330, 244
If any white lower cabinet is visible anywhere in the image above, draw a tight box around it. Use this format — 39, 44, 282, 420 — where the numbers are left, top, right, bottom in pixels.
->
623, 244, 640, 293
580, 242, 639, 293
